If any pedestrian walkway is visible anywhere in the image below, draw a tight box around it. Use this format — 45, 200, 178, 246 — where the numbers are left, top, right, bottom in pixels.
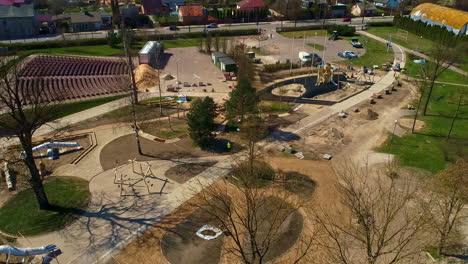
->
358, 31, 468, 77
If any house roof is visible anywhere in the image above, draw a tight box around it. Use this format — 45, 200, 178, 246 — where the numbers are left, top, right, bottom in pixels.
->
219, 57, 236, 65
179, 5, 203, 16
356, 2, 377, 10
331, 4, 346, 10
0, 4, 34, 18
212, 51, 227, 58
411, 3, 468, 30
54, 11, 110, 24
0, 0, 24, 6
237, 0, 265, 9
142, 0, 168, 10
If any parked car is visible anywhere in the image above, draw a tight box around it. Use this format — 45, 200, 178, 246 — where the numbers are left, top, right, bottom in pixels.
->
349, 37, 362, 48
342, 17, 351, 22
168, 25, 179, 31
338, 51, 358, 59
207, 23, 218, 28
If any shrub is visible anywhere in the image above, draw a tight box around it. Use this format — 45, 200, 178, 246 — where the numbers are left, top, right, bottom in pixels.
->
106, 31, 122, 48
327, 25, 355, 36
367, 21, 393, 27
264, 62, 300, 72
277, 24, 333, 32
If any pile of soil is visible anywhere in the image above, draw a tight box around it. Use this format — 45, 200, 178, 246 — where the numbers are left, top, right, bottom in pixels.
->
365, 109, 379, 120
134, 64, 159, 91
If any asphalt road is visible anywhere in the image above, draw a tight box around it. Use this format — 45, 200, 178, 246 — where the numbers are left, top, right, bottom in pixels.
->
0, 17, 393, 44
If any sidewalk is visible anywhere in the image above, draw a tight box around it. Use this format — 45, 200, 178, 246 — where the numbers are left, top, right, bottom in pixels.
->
358, 31, 468, 77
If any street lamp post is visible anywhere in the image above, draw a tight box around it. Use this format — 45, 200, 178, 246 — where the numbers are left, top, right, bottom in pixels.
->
390, 120, 398, 143
176, 58, 181, 88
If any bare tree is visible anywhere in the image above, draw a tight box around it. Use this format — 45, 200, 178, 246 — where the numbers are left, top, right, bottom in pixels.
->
446, 91, 464, 139
422, 43, 461, 115
0, 57, 64, 209
121, 24, 143, 155
188, 163, 318, 264
314, 162, 431, 264
289, 0, 303, 27
214, 33, 220, 52
205, 33, 212, 53
427, 159, 468, 256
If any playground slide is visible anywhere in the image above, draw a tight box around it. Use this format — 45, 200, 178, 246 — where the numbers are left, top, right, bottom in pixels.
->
0, 245, 61, 264
4, 162, 13, 191
330, 79, 338, 86
20, 142, 81, 158
0, 244, 57, 256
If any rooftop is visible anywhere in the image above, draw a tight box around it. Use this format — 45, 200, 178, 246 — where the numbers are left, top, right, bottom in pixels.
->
0, 3, 34, 18
410, 3, 468, 30
178, 4, 204, 16
237, 0, 265, 9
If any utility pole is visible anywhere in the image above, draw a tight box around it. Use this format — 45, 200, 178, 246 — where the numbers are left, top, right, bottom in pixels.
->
122, 23, 143, 155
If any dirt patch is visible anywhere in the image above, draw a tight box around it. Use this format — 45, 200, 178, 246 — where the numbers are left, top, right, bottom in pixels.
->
139, 118, 188, 140
271, 83, 306, 97
134, 64, 159, 91
398, 118, 425, 131
161, 203, 226, 264
165, 162, 217, 184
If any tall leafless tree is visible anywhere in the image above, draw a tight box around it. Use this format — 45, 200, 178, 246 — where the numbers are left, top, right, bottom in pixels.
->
446, 91, 464, 139
0, 57, 64, 209
427, 159, 468, 256
422, 43, 461, 115
314, 162, 431, 264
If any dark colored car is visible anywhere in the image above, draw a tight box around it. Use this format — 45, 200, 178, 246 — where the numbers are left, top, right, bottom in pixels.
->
168, 25, 179, 31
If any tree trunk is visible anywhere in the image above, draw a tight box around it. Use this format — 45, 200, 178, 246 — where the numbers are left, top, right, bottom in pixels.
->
447, 93, 462, 139
422, 79, 435, 115
438, 233, 447, 256
20, 136, 50, 210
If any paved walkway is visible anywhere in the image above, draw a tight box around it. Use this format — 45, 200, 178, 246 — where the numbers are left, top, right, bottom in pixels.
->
13, 38, 404, 264
359, 31, 468, 77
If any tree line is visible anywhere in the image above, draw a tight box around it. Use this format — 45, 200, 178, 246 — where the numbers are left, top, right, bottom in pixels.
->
209, 7, 269, 20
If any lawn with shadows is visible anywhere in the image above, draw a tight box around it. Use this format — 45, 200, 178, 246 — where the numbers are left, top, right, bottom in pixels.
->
379, 84, 468, 173
0, 177, 90, 236
404, 53, 467, 85
243, 196, 304, 263
279, 29, 328, 38
283, 172, 316, 200
165, 161, 217, 184
161, 199, 229, 264
307, 43, 326, 51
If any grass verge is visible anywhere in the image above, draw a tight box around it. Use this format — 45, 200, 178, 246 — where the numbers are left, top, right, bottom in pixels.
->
339, 35, 394, 67
259, 101, 293, 114
279, 29, 328, 38
0, 177, 90, 236
307, 43, 325, 51
404, 53, 467, 85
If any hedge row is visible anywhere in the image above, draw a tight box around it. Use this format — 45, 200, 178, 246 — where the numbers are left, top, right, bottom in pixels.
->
393, 15, 468, 43
264, 62, 300, 72
367, 21, 393, 27
0, 28, 259, 51
326, 25, 355, 37
276, 24, 333, 32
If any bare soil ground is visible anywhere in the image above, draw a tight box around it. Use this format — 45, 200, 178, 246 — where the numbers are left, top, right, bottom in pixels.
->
281, 81, 415, 161
114, 158, 342, 264
399, 118, 425, 131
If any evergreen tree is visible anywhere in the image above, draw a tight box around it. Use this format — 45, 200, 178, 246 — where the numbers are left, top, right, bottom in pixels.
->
187, 97, 217, 147
226, 78, 258, 124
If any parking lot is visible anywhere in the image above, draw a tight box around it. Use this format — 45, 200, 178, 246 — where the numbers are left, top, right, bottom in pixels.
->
159, 47, 233, 94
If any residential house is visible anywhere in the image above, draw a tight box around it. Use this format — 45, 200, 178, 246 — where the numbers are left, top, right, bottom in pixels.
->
178, 4, 206, 24
0, 4, 38, 40
373, 0, 400, 9
121, 4, 139, 20
237, 0, 265, 12
301, 0, 327, 9
351, 2, 377, 16
0, 0, 24, 5
335, 0, 353, 4
162, 0, 185, 11
142, 0, 170, 15
330, 4, 347, 17
54, 11, 112, 32
37, 14, 55, 33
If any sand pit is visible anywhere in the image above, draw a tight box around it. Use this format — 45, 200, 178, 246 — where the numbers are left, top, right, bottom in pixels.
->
272, 83, 306, 97
398, 118, 425, 131
134, 64, 159, 91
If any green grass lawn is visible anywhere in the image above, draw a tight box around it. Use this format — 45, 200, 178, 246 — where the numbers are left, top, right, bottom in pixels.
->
404, 53, 468, 85
366, 26, 468, 72
0, 95, 126, 130
307, 43, 325, 51
0, 177, 90, 236
279, 29, 329, 38
379, 84, 468, 174
21, 38, 201, 56
339, 35, 394, 67
153, 15, 179, 23
259, 101, 293, 113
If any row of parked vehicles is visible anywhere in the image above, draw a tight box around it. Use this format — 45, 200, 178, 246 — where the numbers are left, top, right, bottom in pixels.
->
169, 23, 218, 31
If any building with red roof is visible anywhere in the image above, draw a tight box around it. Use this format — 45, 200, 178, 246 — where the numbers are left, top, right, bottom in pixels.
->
142, 0, 170, 15
178, 4, 206, 24
236, 0, 265, 11
0, 0, 24, 6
